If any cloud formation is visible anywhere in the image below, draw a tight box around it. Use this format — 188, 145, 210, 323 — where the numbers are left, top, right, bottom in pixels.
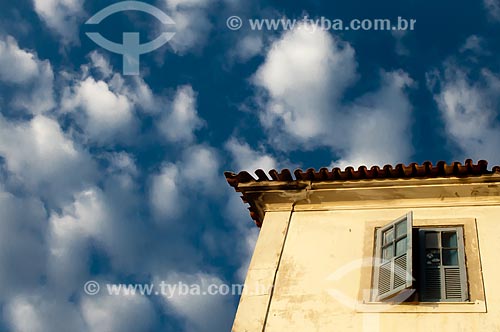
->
157, 272, 234, 332
253, 24, 357, 146
252, 23, 414, 167
62, 77, 136, 145
484, 0, 500, 21
162, 0, 214, 54
428, 58, 500, 164
32, 0, 85, 44
225, 137, 278, 172
159, 85, 205, 143
0, 36, 55, 113
0, 115, 95, 204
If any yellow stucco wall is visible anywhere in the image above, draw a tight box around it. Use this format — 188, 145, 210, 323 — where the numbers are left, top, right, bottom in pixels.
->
232, 177, 500, 332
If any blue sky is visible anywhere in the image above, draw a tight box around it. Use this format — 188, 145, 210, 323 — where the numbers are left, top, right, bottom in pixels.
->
0, 0, 499, 331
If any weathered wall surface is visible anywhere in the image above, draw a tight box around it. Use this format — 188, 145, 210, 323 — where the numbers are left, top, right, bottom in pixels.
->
233, 192, 500, 331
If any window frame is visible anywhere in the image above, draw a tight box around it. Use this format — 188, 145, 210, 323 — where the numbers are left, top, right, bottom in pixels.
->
359, 216, 485, 313
372, 217, 469, 303
418, 226, 468, 302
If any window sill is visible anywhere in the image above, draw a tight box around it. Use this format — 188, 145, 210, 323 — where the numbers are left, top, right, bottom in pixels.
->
355, 300, 486, 313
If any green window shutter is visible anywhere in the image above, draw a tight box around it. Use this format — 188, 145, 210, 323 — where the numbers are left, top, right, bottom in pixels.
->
419, 227, 468, 302
444, 267, 463, 299
373, 212, 414, 301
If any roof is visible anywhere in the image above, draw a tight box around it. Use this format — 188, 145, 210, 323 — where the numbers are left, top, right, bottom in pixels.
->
225, 159, 500, 227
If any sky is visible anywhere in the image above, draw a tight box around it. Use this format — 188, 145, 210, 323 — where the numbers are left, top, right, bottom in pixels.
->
0, 0, 499, 331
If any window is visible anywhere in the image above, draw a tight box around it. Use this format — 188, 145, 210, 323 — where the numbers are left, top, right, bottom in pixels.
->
372, 212, 468, 302
418, 227, 468, 302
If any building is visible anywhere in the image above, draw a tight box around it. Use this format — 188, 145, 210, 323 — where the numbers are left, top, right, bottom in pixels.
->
225, 160, 500, 332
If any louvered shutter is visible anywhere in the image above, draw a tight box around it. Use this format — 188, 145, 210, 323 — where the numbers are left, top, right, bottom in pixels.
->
373, 212, 413, 301
419, 227, 468, 302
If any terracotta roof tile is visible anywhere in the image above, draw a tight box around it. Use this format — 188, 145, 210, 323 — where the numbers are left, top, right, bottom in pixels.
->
225, 159, 500, 227
225, 159, 495, 187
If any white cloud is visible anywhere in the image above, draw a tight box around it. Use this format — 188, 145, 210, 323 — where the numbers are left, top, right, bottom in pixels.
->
149, 144, 220, 221
225, 137, 277, 172
0, 36, 55, 113
223, 138, 274, 280
6, 295, 86, 332
88, 51, 113, 79
126, 76, 157, 112
77, 51, 158, 113
47, 189, 108, 293
150, 163, 185, 220
163, 0, 213, 54
484, 0, 500, 21
106, 71, 157, 114
229, 33, 264, 62
0, 36, 39, 83
180, 145, 220, 191
32, 0, 85, 44
428, 62, 500, 164
0, 115, 95, 204
106, 152, 139, 176
0, 192, 47, 298
157, 272, 234, 332
235, 227, 258, 281
0, 18, 255, 332
223, 192, 259, 281
74, 78, 132, 125
252, 23, 357, 146
62, 77, 136, 145
81, 293, 156, 332
335, 70, 414, 168
159, 85, 204, 143
14, 60, 55, 114
167, 0, 212, 7
251, 23, 415, 168
46, 182, 160, 284
459, 35, 489, 56
58, 52, 162, 145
